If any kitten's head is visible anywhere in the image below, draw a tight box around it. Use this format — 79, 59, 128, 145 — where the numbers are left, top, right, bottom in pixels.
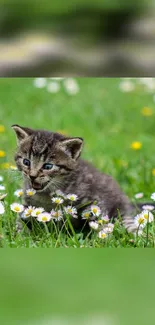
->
12, 125, 83, 192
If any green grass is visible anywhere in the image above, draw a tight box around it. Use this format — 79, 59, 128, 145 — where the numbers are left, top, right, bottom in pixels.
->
1, 77, 155, 248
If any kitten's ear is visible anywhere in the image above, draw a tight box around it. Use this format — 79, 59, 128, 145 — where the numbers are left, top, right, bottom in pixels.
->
11, 125, 33, 144
60, 137, 83, 160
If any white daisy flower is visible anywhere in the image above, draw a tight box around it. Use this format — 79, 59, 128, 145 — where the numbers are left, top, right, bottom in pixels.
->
101, 215, 109, 222
119, 80, 135, 92
142, 205, 154, 211
151, 193, 155, 201
89, 221, 99, 230
47, 81, 60, 93
0, 202, 5, 214
14, 189, 23, 197
23, 206, 34, 218
0, 193, 7, 200
51, 209, 63, 221
10, 203, 24, 213
54, 190, 65, 197
33, 78, 47, 88
52, 197, 64, 204
26, 189, 36, 196
10, 165, 17, 170
103, 223, 114, 234
98, 230, 107, 239
37, 212, 52, 223
31, 207, 44, 217
66, 194, 78, 201
63, 78, 79, 95
0, 176, 4, 182
64, 206, 78, 218
134, 214, 147, 228
135, 192, 144, 199
0, 185, 5, 191
141, 210, 154, 223
82, 210, 91, 220
91, 205, 101, 217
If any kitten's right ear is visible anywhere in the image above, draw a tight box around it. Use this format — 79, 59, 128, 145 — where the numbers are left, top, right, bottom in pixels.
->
11, 125, 33, 144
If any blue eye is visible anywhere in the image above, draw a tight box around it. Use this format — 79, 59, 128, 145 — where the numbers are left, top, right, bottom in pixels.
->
23, 158, 30, 167
43, 163, 53, 170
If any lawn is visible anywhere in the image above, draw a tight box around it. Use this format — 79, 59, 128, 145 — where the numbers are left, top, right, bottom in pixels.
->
1, 77, 155, 248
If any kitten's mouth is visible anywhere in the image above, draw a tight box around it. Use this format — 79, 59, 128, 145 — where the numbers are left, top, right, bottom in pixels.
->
32, 181, 49, 191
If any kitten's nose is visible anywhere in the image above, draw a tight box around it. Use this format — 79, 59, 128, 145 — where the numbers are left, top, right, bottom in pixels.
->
30, 175, 37, 182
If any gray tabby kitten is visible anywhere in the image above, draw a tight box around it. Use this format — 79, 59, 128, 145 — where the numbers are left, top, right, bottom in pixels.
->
12, 125, 137, 232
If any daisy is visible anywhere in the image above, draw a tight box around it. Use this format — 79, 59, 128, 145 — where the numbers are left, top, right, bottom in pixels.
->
31, 207, 44, 217
142, 205, 154, 211
91, 205, 101, 217
14, 189, 23, 197
51, 209, 63, 221
37, 212, 52, 223
55, 190, 65, 198
98, 231, 107, 239
89, 221, 99, 230
66, 194, 78, 201
0, 193, 7, 200
26, 189, 36, 196
64, 206, 78, 218
23, 206, 34, 218
119, 80, 135, 92
134, 214, 147, 229
103, 223, 114, 234
135, 192, 144, 199
0, 185, 5, 191
130, 142, 142, 150
0, 202, 5, 214
0, 176, 4, 182
52, 197, 64, 204
82, 210, 91, 220
33, 78, 47, 88
151, 193, 155, 201
98, 215, 109, 224
141, 210, 154, 223
0, 150, 6, 158
63, 78, 79, 95
10, 203, 24, 213
47, 81, 60, 93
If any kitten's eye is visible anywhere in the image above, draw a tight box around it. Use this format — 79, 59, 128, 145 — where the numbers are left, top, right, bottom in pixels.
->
43, 163, 54, 170
23, 158, 31, 167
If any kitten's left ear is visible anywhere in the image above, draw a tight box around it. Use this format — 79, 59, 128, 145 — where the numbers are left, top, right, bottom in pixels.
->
59, 137, 83, 160
11, 124, 33, 144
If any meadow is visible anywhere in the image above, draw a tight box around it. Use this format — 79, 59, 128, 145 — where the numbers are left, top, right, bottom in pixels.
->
1, 77, 155, 248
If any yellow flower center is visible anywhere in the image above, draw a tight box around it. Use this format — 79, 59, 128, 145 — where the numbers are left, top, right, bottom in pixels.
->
0, 125, 5, 133
42, 216, 47, 222
144, 214, 149, 220
98, 219, 103, 224
84, 212, 90, 219
55, 199, 60, 203
14, 207, 20, 212
36, 211, 41, 215
68, 209, 72, 213
130, 142, 142, 150
19, 191, 23, 196
1, 163, 10, 169
101, 233, 106, 239
92, 208, 97, 214
138, 217, 145, 224
141, 107, 153, 117
0, 151, 6, 158
28, 192, 33, 196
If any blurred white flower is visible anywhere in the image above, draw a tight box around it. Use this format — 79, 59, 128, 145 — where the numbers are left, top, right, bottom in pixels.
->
141, 210, 154, 223
91, 205, 101, 217
134, 214, 147, 228
52, 197, 64, 204
64, 206, 77, 218
14, 189, 23, 197
119, 80, 135, 92
10, 203, 24, 213
135, 192, 144, 199
47, 81, 60, 93
0, 176, 4, 182
66, 194, 78, 201
0, 202, 5, 214
37, 212, 51, 223
26, 189, 36, 196
31, 207, 44, 217
151, 192, 155, 201
51, 209, 63, 221
82, 211, 91, 220
0, 193, 7, 200
63, 78, 79, 95
23, 206, 34, 218
98, 231, 107, 239
89, 221, 99, 230
55, 190, 66, 198
142, 205, 154, 211
10, 165, 17, 170
33, 78, 47, 88
103, 223, 114, 234
0, 185, 5, 191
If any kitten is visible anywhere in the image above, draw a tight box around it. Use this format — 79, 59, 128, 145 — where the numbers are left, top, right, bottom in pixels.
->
12, 125, 137, 233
